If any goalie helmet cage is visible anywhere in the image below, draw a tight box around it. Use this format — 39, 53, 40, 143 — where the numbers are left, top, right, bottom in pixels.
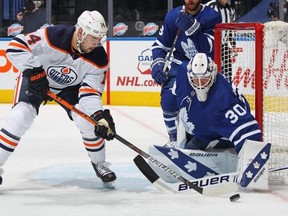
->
214, 21, 288, 184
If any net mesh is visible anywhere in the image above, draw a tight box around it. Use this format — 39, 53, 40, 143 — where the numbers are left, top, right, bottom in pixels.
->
216, 21, 288, 184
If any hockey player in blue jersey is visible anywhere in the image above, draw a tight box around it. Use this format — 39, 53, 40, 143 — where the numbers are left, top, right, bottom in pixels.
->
148, 53, 269, 190
150, 0, 222, 146
176, 53, 262, 153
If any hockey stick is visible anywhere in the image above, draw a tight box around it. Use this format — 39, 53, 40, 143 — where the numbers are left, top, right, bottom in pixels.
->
134, 155, 239, 196
162, 29, 180, 73
269, 165, 288, 172
47, 91, 236, 197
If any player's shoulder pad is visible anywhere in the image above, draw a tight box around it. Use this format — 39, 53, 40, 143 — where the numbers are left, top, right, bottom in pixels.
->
46, 24, 75, 52
83, 46, 108, 67
201, 5, 222, 23
207, 73, 230, 100
165, 6, 183, 23
46, 25, 108, 67
213, 73, 232, 91
176, 61, 190, 86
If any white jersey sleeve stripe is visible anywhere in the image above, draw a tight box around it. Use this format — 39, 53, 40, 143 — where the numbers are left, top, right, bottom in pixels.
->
229, 120, 259, 141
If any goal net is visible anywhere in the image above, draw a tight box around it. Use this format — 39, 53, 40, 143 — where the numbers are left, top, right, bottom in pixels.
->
214, 21, 288, 184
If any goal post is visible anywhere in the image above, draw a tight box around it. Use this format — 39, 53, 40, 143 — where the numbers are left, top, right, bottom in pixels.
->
214, 21, 288, 183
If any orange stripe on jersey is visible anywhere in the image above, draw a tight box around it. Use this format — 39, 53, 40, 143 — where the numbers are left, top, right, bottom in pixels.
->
83, 138, 104, 147
79, 88, 99, 94
8, 42, 31, 52
0, 135, 18, 147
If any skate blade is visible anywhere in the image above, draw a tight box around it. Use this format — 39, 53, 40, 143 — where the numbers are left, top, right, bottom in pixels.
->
103, 181, 115, 189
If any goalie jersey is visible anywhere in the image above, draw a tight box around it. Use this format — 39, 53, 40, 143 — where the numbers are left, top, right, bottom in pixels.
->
151, 5, 221, 66
176, 62, 262, 153
6, 25, 109, 115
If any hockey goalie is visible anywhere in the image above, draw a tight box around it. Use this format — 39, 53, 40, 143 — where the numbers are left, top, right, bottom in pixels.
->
148, 53, 271, 191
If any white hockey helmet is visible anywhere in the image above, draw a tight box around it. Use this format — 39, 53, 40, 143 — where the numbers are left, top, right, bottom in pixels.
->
187, 53, 217, 102
76, 10, 108, 38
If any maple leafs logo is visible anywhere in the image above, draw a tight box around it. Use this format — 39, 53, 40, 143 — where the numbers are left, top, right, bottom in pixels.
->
246, 171, 253, 179
260, 151, 268, 160
253, 161, 260, 169
168, 149, 179, 160
181, 38, 198, 59
184, 161, 197, 172
179, 107, 195, 134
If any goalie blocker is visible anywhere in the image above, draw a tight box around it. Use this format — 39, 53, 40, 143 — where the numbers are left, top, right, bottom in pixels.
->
148, 140, 271, 190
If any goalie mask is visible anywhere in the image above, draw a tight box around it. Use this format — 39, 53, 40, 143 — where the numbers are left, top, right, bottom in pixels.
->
76, 10, 108, 52
187, 53, 217, 102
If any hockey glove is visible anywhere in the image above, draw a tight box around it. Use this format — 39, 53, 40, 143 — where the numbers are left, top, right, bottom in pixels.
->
175, 11, 200, 36
150, 58, 169, 85
23, 66, 49, 99
91, 109, 116, 141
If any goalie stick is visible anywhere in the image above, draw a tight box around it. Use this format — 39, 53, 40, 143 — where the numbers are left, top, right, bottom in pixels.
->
47, 91, 236, 197
134, 155, 239, 196
133, 153, 288, 195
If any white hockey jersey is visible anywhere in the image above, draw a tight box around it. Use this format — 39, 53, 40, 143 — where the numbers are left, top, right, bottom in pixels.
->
6, 24, 109, 115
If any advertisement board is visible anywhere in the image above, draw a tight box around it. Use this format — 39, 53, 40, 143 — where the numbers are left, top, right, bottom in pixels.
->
0, 38, 160, 105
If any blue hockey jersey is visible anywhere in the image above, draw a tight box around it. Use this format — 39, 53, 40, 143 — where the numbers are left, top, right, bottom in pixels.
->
151, 5, 222, 67
176, 62, 262, 153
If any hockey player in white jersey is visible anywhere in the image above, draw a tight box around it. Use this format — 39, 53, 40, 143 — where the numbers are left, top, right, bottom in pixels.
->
150, 0, 222, 147
0, 11, 116, 188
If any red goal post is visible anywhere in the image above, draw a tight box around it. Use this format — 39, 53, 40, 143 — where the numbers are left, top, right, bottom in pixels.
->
214, 21, 288, 183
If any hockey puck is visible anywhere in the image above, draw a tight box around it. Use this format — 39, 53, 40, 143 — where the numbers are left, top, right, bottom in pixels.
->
229, 193, 240, 202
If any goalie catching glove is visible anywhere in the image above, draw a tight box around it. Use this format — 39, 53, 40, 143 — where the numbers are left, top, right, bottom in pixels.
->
91, 109, 116, 141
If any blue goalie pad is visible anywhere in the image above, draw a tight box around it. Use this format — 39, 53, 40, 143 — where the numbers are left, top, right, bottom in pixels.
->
148, 145, 238, 183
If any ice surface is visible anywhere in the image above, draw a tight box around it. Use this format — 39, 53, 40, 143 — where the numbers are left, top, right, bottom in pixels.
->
0, 104, 287, 216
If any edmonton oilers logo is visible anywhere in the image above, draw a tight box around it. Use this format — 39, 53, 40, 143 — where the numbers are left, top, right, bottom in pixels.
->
47, 66, 77, 85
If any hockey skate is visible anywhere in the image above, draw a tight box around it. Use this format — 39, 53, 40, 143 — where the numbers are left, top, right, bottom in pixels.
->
92, 161, 116, 189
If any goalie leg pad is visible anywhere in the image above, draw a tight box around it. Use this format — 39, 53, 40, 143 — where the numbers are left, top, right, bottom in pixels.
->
148, 145, 238, 183
237, 140, 271, 190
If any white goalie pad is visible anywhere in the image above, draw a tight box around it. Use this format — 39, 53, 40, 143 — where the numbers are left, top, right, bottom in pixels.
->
237, 140, 271, 190
148, 145, 238, 184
